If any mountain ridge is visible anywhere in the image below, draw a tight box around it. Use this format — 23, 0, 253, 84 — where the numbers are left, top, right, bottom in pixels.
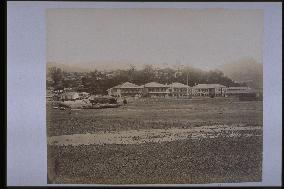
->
217, 58, 263, 89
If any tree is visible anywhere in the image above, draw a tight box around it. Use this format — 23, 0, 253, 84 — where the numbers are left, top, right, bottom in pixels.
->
46, 64, 249, 94
48, 67, 64, 90
142, 65, 155, 83
127, 64, 136, 82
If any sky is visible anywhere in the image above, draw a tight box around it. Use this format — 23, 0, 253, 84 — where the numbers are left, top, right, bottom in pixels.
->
47, 8, 263, 70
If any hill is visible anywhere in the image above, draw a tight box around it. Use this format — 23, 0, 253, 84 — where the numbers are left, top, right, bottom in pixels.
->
218, 58, 263, 89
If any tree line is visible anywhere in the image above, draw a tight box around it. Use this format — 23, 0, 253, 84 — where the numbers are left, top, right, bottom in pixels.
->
47, 65, 247, 95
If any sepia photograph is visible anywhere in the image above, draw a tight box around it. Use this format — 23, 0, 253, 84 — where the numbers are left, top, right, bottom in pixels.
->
46, 8, 264, 184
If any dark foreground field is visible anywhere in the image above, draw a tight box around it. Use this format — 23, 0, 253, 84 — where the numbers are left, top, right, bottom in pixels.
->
47, 97, 263, 184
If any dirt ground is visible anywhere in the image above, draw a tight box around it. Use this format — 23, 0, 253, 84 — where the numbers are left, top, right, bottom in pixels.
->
47, 97, 263, 184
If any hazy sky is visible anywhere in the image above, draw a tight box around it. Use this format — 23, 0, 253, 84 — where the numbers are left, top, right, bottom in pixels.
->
47, 9, 263, 70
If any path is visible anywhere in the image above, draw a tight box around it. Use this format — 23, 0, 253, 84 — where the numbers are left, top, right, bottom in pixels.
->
48, 125, 262, 146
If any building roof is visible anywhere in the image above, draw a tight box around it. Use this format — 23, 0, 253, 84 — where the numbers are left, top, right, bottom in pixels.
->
112, 82, 140, 89
193, 84, 226, 88
144, 82, 167, 88
227, 88, 257, 94
148, 91, 170, 94
227, 87, 251, 90
168, 82, 190, 88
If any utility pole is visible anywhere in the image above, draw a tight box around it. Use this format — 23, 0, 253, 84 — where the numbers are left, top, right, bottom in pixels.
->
187, 71, 189, 96
179, 63, 189, 97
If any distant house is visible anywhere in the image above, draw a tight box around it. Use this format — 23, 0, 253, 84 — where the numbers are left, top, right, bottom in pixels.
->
225, 87, 261, 101
46, 89, 54, 101
226, 87, 252, 96
107, 82, 143, 97
60, 92, 80, 101
238, 88, 260, 101
143, 82, 170, 98
168, 82, 191, 98
192, 84, 226, 97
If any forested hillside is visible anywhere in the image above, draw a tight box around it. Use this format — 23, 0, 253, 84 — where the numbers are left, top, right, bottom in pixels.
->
47, 63, 247, 95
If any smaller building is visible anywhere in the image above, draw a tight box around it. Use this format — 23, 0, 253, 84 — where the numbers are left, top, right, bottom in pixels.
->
238, 89, 260, 101
168, 82, 191, 98
192, 84, 226, 97
46, 89, 54, 101
226, 87, 251, 96
60, 92, 80, 101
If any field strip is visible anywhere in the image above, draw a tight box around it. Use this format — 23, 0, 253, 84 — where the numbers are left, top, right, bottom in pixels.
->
47, 125, 262, 146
